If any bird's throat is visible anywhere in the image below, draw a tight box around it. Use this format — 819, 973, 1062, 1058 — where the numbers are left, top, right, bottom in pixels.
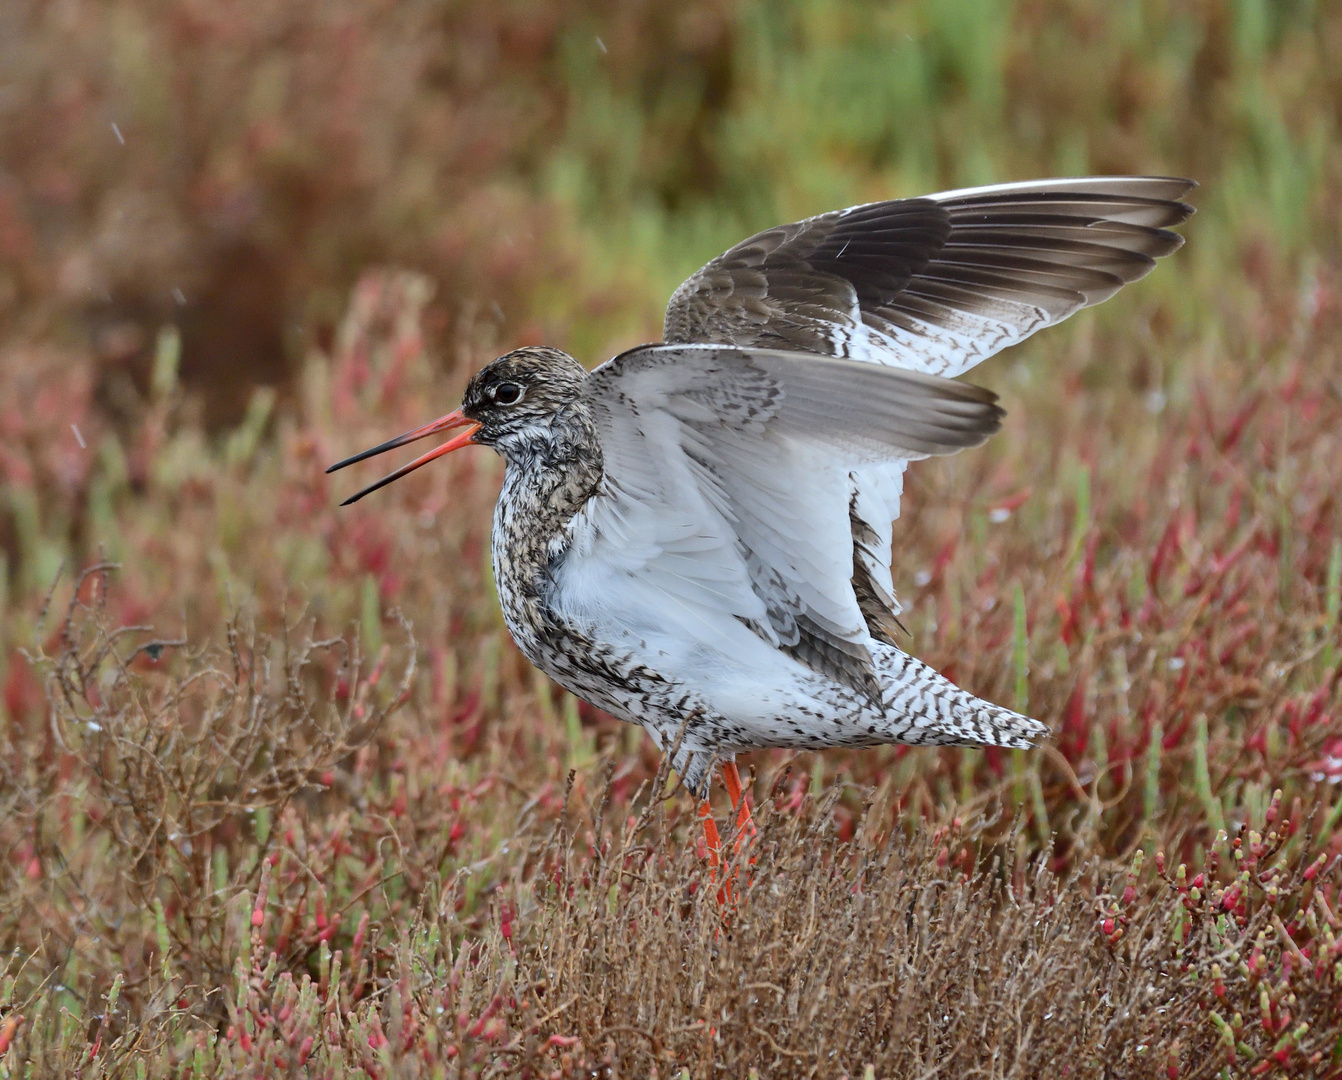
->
489, 418, 604, 663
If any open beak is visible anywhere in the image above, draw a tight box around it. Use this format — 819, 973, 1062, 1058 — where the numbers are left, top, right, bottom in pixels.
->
326, 409, 481, 505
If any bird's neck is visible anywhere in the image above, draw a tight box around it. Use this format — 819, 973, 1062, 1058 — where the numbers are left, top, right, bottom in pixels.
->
489, 412, 604, 654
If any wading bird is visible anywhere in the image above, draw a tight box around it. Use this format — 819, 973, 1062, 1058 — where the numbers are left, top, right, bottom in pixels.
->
329, 177, 1193, 876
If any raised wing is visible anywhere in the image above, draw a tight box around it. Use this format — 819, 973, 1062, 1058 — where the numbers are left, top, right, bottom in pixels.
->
662, 177, 1194, 647
664, 176, 1195, 379
557, 344, 1002, 699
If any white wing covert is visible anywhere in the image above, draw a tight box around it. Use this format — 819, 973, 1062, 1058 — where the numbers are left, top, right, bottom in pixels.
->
560, 344, 1002, 698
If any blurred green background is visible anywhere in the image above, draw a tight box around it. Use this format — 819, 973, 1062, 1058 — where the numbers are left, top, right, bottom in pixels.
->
2, 0, 1340, 690
3, 0, 1338, 426
4, 6, 1342, 1070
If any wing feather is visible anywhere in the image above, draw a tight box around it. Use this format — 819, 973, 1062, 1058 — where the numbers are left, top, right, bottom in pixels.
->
560, 344, 1002, 698
660, 176, 1193, 644
664, 176, 1195, 377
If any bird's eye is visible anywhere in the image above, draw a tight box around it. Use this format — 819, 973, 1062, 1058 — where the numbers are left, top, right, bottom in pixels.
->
492, 382, 524, 405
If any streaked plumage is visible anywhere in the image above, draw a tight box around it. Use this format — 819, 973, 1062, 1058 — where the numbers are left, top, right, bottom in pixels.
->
330, 177, 1194, 798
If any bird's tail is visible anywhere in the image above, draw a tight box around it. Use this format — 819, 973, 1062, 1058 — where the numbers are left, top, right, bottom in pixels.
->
872, 645, 1050, 749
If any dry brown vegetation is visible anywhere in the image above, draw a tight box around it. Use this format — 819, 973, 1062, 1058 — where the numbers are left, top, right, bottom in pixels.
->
3, 1, 1342, 1077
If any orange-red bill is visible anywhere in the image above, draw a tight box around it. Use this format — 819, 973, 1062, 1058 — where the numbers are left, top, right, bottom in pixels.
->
326, 409, 481, 505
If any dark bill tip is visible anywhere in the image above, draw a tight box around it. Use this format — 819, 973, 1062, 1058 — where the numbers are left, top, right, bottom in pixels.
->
326, 431, 422, 474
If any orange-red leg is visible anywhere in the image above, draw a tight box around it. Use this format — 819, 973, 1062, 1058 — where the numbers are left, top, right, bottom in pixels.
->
699, 762, 757, 908
720, 761, 757, 855
698, 800, 722, 875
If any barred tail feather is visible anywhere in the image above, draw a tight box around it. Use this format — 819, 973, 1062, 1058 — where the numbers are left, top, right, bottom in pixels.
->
874, 645, 1049, 749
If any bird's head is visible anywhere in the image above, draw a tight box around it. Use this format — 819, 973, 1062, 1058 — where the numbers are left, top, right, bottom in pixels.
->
326, 346, 588, 505
459, 347, 589, 452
